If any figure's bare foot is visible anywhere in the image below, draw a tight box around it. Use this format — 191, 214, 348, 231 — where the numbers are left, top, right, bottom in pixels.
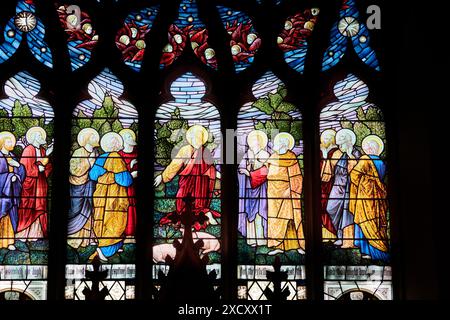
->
268, 249, 283, 256
205, 212, 218, 225
96, 248, 108, 262
7, 245, 16, 251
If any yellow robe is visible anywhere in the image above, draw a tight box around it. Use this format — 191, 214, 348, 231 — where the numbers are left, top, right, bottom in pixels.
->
0, 161, 16, 248
349, 155, 389, 252
0, 215, 14, 248
93, 152, 130, 249
69, 147, 92, 185
266, 150, 305, 250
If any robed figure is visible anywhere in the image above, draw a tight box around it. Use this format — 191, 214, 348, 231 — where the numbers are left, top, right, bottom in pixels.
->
238, 130, 269, 247
266, 133, 305, 255
320, 129, 339, 239
322, 129, 361, 247
350, 135, 389, 261
89, 132, 133, 261
68, 128, 100, 248
154, 125, 220, 231
0, 132, 26, 250
16, 127, 53, 240
118, 129, 138, 238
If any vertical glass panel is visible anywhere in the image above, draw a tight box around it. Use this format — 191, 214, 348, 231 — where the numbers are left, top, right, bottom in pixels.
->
237, 71, 306, 300
320, 74, 391, 300
153, 72, 221, 293
0, 71, 54, 300
66, 68, 138, 300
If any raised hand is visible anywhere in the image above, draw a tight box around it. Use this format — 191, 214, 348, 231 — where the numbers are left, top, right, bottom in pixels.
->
154, 174, 163, 187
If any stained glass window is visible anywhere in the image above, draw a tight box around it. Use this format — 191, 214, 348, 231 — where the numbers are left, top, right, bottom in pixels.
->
320, 74, 391, 300
65, 69, 137, 300
0, 71, 54, 300
237, 71, 306, 300
0, 0, 407, 303
153, 72, 221, 292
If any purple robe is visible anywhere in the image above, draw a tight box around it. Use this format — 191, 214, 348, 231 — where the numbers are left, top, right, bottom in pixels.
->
326, 149, 361, 232
238, 154, 268, 238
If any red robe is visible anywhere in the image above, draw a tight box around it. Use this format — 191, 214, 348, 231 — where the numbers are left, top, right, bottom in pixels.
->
321, 147, 339, 235
119, 147, 137, 237
17, 145, 52, 236
160, 146, 220, 231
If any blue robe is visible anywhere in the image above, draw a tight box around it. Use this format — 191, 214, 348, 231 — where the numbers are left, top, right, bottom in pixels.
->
326, 149, 361, 232
68, 181, 96, 235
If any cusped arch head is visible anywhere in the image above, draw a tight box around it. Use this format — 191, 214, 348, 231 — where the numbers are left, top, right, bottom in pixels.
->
333, 73, 369, 103
4, 71, 41, 99
169, 72, 206, 103
1, 71, 54, 119
251, 71, 285, 99
75, 69, 137, 126
87, 68, 124, 101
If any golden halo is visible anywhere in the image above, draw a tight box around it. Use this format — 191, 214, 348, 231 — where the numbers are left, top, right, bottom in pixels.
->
77, 128, 100, 147
362, 135, 385, 156
0, 131, 16, 149
100, 132, 123, 152
336, 128, 356, 145
320, 129, 337, 143
186, 125, 208, 147
119, 128, 137, 141
273, 132, 295, 151
26, 126, 46, 144
247, 130, 268, 149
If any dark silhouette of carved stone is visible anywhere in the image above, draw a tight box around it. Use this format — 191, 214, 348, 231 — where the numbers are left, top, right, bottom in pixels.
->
264, 256, 290, 301
82, 255, 109, 301
155, 196, 219, 302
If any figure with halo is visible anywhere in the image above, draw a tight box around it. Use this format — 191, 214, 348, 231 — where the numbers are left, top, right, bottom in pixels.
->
154, 125, 221, 231
118, 129, 138, 238
16, 127, 53, 241
89, 132, 133, 261
0, 132, 26, 250
238, 130, 270, 247
320, 129, 339, 239
266, 132, 305, 255
349, 135, 389, 261
322, 128, 361, 248
68, 128, 100, 249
